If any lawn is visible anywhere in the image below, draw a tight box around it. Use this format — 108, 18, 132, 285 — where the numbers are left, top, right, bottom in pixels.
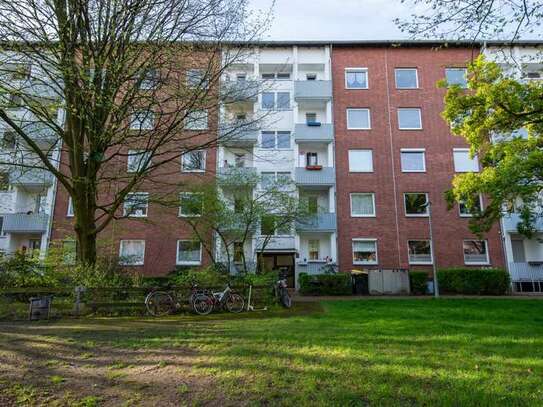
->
1, 299, 543, 406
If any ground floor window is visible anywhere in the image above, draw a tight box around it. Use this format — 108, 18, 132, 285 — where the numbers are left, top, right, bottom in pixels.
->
177, 240, 202, 265
463, 240, 489, 264
352, 239, 378, 265
308, 239, 320, 260
119, 240, 145, 265
408, 240, 432, 264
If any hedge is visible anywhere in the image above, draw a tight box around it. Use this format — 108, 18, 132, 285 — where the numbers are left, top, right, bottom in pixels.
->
437, 268, 510, 295
298, 273, 351, 296
409, 271, 428, 295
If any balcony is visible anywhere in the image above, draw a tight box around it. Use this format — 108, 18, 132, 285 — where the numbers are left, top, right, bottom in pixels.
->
509, 262, 543, 293
502, 213, 543, 232
221, 80, 259, 103
255, 235, 296, 251
294, 80, 332, 101
3, 213, 49, 233
295, 167, 335, 187
296, 212, 336, 232
294, 123, 333, 143
9, 168, 54, 188
217, 166, 257, 186
219, 125, 259, 147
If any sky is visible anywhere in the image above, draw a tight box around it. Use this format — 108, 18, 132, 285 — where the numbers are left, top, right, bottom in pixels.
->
249, 0, 413, 41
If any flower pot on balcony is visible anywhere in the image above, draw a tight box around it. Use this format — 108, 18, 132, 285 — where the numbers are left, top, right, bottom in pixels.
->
305, 165, 322, 171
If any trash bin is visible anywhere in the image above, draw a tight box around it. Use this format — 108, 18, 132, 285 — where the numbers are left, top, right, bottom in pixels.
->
351, 271, 369, 295
29, 296, 52, 320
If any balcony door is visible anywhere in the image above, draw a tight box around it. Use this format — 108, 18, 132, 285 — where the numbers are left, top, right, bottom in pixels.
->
511, 239, 526, 263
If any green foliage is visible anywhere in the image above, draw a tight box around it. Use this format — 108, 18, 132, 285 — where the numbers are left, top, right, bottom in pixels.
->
442, 55, 543, 237
298, 273, 352, 296
0, 253, 44, 288
409, 271, 429, 295
437, 268, 510, 295
169, 266, 230, 287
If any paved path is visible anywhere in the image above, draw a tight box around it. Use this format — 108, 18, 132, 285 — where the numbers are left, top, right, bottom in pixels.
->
293, 294, 543, 302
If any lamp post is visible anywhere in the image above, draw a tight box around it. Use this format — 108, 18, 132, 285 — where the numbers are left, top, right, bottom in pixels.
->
426, 201, 440, 298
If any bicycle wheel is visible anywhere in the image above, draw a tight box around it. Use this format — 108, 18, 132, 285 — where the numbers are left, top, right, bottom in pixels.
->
192, 294, 213, 315
225, 293, 245, 313
146, 291, 175, 316
280, 288, 292, 308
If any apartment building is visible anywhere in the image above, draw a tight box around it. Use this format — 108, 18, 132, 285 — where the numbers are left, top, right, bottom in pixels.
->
332, 42, 505, 274
217, 45, 336, 287
484, 43, 543, 291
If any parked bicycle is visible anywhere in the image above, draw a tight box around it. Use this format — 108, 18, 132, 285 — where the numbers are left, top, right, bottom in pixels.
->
275, 277, 292, 308
192, 283, 245, 315
145, 284, 213, 316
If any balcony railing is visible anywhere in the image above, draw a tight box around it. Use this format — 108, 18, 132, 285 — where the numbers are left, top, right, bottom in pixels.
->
509, 262, 543, 293
9, 168, 54, 187
502, 213, 543, 232
217, 166, 257, 186
295, 167, 335, 186
294, 80, 332, 101
294, 123, 333, 143
219, 125, 259, 146
3, 213, 49, 233
296, 212, 336, 232
255, 235, 295, 251
221, 80, 259, 102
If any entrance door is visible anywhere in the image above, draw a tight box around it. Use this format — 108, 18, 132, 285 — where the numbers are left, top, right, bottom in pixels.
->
258, 253, 295, 288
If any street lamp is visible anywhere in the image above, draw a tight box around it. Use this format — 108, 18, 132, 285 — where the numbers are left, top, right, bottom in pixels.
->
424, 201, 440, 298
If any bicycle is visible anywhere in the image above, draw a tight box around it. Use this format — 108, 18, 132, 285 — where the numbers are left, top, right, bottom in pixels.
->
274, 277, 292, 308
145, 284, 213, 316
192, 283, 245, 315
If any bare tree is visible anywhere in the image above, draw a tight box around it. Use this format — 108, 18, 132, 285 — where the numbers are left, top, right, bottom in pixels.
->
0, 0, 271, 264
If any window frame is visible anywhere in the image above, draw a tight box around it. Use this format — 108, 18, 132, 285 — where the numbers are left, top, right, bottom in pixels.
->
453, 148, 479, 173
394, 68, 419, 89
445, 67, 468, 88
308, 239, 320, 261
119, 239, 145, 266
67, 197, 74, 217
178, 192, 204, 217
352, 238, 378, 265
408, 240, 433, 265
458, 194, 483, 218
181, 150, 206, 172
463, 239, 490, 265
184, 109, 208, 130
400, 148, 426, 173
123, 192, 149, 218
130, 110, 154, 130
350, 193, 376, 217
176, 240, 202, 266
345, 68, 369, 89
348, 149, 374, 173
346, 108, 371, 130
397, 108, 422, 130
404, 192, 429, 217
127, 150, 151, 173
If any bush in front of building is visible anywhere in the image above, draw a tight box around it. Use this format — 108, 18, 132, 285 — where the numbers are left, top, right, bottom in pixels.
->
409, 271, 429, 295
437, 268, 510, 295
298, 272, 352, 296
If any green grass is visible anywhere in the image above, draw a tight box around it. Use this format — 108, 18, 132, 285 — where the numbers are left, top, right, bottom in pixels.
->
2, 299, 543, 406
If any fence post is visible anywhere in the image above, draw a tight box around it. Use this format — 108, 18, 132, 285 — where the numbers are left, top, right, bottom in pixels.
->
74, 286, 85, 316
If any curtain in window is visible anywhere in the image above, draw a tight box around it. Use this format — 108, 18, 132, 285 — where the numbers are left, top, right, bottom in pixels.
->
178, 241, 200, 262
352, 194, 374, 215
121, 241, 144, 263
401, 152, 424, 171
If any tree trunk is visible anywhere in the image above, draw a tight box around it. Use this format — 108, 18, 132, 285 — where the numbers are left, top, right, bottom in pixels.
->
75, 227, 97, 265
72, 183, 98, 265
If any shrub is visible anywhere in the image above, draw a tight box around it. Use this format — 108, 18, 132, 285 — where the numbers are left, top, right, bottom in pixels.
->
437, 268, 510, 295
409, 271, 429, 295
299, 273, 352, 296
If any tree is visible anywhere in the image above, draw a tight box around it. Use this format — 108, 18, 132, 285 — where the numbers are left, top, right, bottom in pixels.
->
0, 0, 269, 264
183, 169, 309, 274
442, 56, 543, 237
395, 0, 543, 41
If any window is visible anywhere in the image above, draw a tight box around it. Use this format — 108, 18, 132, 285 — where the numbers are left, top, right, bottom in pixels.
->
130, 111, 154, 130
395, 68, 418, 89
400, 149, 426, 172
306, 152, 318, 167
261, 172, 275, 189
276, 219, 291, 235
62, 239, 76, 265
353, 239, 378, 265
276, 72, 291, 80
276, 92, 290, 110
261, 72, 291, 80
127, 150, 151, 173
306, 113, 317, 124
261, 73, 275, 80
463, 240, 489, 264
0, 216, 4, 237
308, 240, 319, 260
459, 195, 483, 217
445, 68, 468, 88
67, 197, 74, 217
181, 150, 206, 172
186, 69, 207, 88
453, 148, 479, 172
306, 73, 317, 80
140, 69, 158, 90
262, 92, 275, 109
350, 193, 376, 217
236, 73, 247, 81
260, 131, 291, 149
398, 108, 422, 129
185, 110, 208, 130
261, 215, 275, 235
0, 172, 8, 191
277, 172, 291, 184
261, 92, 290, 110
119, 240, 145, 265
177, 240, 202, 265
233, 242, 244, 263
347, 108, 371, 129
345, 68, 368, 89
404, 193, 428, 216
179, 192, 203, 217
123, 192, 149, 217
348, 150, 373, 172
408, 240, 432, 264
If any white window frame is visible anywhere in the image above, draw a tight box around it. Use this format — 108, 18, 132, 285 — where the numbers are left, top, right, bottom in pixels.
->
350, 193, 376, 217
119, 240, 145, 266
397, 108, 422, 130
404, 192, 429, 217
445, 68, 468, 88
67, 197, 74, 217
260, 131, 291, 150
395, 68, 419, 89
181, 150, 206, 172
400, 148, 426, 173
459, 194, 483, 217
352, 238, 378, 265
184, 109, 208, 130
176, 240, 203, 266
348, 149, 373, 173
308, 239, 320, 261
453, 148, 479, 173
123, 192, 149, 217
408, 240, 433, 265
127, 150, 151, 173
463, 239, 490, 265
346, 108, 371, 130
179, 192, 203, 217
345, 68, 369, 89
130, 111, 154, 130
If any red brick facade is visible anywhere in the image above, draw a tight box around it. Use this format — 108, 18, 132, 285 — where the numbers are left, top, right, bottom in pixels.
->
332, 45, 505, 272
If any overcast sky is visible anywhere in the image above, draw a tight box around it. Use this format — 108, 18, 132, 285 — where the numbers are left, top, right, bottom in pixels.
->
249, 0, 412, 40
